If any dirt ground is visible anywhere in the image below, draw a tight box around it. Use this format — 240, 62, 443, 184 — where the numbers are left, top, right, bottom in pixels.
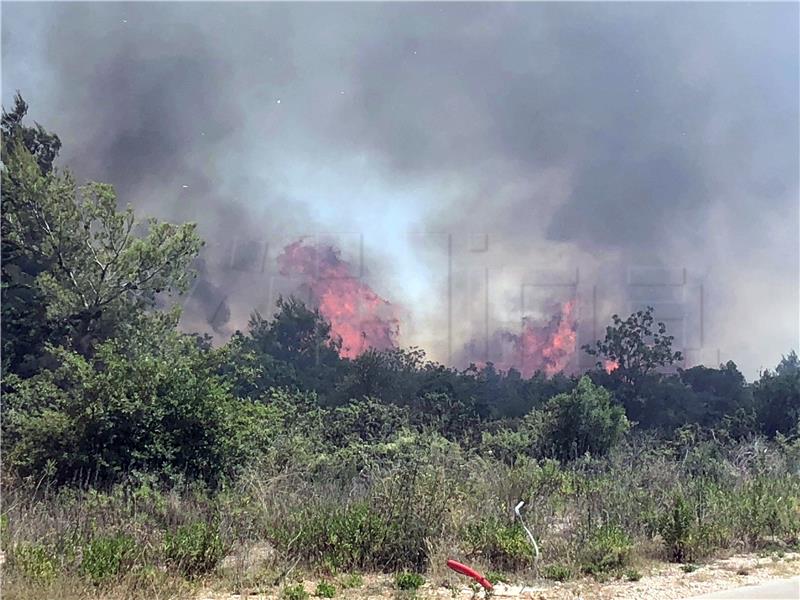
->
198, 552, 800, 600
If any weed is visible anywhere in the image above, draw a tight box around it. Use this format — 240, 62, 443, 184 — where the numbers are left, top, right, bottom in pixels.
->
543, 564, 573, 582
624, 568, 642, 581
164, 520, 226, 578
485, 570, 508, 585
681, 564, 698, 573
283, 584, 310, 600
340, 573, 364, 589
463, 517, 534, 569
11, 542, 57, 583
581, 524, 632, 575
660, 495, 711, 563
81, 532, 135, 584
395, 570, 425, 591
315, 581, 337, 597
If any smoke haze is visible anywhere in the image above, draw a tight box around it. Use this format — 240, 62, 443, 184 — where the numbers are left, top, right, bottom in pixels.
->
3, 2, 797, 378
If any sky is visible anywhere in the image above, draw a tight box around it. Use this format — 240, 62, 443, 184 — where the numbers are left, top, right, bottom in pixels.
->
2, 1, 798, 379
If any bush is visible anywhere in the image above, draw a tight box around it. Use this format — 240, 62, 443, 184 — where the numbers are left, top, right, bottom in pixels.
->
624, 568, 642, 581
81, 533, 135, 584
485, 570, 508, 584
463, 516, 535, 569
394, 570, 425, 591
315, 581, 337, 597
11, 542, 57, 583
164, 521, 226, 578
681, 563, 699, 573
543, 564, 573, 581
340, 573, 364, 588
541, 376, 629, 461
660, 495, 708, 563
273, 459, 449, 572
581, 524, 632, 575
282, 584, 310, 600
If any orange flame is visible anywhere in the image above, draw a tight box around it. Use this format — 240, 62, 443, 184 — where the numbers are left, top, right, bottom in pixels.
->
277, 240, 400, 358
603, 359, 619, 374
466, 300, 578, 377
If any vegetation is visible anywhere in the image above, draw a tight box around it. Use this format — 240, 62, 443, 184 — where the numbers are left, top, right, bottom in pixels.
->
2, 96, 799, 597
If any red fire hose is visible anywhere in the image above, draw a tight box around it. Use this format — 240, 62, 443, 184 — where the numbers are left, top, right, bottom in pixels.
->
446, 559, 493, 591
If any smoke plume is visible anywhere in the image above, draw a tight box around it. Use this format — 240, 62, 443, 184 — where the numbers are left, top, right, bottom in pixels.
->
277, 240, 400, 358
3, 2, 797, 378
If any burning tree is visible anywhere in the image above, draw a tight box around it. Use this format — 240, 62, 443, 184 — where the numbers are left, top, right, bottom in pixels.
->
277, 240, 400, 359
582, 306, 683, 385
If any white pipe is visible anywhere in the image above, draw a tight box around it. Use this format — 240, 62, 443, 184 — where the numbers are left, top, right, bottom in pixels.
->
514, 500, 540, 561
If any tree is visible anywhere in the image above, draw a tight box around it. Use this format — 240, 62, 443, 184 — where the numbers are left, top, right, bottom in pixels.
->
679, 361, 753, 428
223, 297, 343, 398
754, 351, 800, 436
541, 376, 629, 461
1, 92, 61, 173
582, 306, 683, 388
2, 95, 63, 374
2, 99, 203, 366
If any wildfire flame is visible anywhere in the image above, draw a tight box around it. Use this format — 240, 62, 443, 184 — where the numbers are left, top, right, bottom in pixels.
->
603, 359, 619, 373
277, 240, 400, 358
465, 300, 578, 377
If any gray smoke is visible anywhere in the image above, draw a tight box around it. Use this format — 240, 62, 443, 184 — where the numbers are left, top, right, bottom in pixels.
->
3, 2, 797, 377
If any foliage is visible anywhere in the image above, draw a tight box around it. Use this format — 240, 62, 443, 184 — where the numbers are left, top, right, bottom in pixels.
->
314, 581, 337, 597
394, 570, 425, 590
659, 495, 707, 563
2, 328, 271, 485
463, 517, 535, 569
754, 352, 800, 436
282, 584, 310, 600
624, 568, 642, 581
582, 306, 683, 384
340, 573, 364, 589
164, 521, 226, 578
541, 376, 629, 461
10, 542, 58, 583
581, 524, 632, 575
2, 101, 202, 369
80, 533, 135, 584
542, 564, 574, 581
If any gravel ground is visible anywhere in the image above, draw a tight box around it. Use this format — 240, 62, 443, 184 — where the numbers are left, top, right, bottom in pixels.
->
199, 552, 800, 600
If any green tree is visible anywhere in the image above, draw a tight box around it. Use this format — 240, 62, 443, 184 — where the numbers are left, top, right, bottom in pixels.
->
2, 96, 203, 368
225, 297, 343, 398
679, 361, 753, 429
582, 306, 683, 384
2, 95, 63, 374
541, 376, 629, 461
755, 351, 800, 436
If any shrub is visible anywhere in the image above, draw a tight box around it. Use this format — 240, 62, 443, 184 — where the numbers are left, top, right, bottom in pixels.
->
681, 564, 699, 573
660, 495, 711, 563
543, 564, 573, 582
340, 573, 364, 588
315, 581, 337, 597
394, 570, 425, 591
81, 533, 135, 584
273, 460, 448, 572
541, 376, 629, 461
624, 568, 642, 581
164, 521, 226, 578
485, 570, 508, 584
11, 542, 57, 583
463, 517, 535, 569
282, 584, 310, 600
581, 524, 632, 575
